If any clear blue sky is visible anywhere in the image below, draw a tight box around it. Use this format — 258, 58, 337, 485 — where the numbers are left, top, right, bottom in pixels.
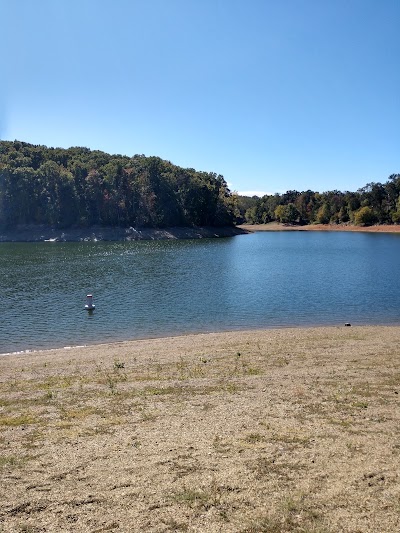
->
1, 0, 399, 195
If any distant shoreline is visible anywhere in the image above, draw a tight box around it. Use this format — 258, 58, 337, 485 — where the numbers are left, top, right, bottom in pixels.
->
239, 222, 400, 233
2, 223, 400, 242
0, 225, 249, 243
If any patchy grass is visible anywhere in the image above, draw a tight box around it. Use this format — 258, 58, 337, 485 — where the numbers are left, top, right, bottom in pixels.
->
171, 480, 222, 510
142, 385, 185, 397
0, 414, 38, 427
60, 406, 100, 420
0, 454, 38, 470
244, 432, 265, 444
0, 455, 19, 468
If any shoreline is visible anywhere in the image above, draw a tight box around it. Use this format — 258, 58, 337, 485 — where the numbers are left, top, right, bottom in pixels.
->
4, 319, 400, 357
0, 323, 382, 358
1, 324, 399, 531
239, 222, 400, 233
1, 222, 399, 242
0, 224, 248, 243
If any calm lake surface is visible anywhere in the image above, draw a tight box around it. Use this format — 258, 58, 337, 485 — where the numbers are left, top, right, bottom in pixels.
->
1, 231, 400, 354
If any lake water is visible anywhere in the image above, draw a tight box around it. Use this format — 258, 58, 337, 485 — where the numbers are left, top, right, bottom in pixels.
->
1, 231, 400, 354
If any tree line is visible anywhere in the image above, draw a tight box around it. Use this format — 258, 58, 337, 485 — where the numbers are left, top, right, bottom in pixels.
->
236, 175, 400, 226
0, 141, 236, 228
1, 140, 398, 229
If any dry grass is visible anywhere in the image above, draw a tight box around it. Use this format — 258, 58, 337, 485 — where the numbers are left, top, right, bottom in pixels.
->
0, 326, 400, 532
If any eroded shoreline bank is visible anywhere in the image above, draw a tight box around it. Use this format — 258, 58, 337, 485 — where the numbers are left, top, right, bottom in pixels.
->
0, 225, 248, 242
3, 222, 400, 242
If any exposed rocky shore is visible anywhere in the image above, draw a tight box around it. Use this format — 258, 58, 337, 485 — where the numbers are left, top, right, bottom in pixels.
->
0, 225, 249, 242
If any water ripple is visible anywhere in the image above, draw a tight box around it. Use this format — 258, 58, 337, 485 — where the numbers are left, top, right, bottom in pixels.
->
1, 232, 400, 353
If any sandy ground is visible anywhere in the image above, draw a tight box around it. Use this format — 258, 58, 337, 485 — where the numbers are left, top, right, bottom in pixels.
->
0, 326, 400, 532
239, 223, 400, 233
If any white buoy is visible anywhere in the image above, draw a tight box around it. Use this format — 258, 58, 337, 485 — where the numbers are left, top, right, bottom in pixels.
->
85, 294, 95, 310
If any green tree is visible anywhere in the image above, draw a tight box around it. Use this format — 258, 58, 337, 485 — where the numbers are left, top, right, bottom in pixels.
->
354, 206, 377, 226
274, 203, 299, 224
274, 205, 286, 222
391, 197, 400, 224
315, 203, 330, 224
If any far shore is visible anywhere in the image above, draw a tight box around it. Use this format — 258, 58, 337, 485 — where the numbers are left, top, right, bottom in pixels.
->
239, 222, 400, 233
2, 222, 400, 242
0, 224, 248, 243
1, 325, 399, 531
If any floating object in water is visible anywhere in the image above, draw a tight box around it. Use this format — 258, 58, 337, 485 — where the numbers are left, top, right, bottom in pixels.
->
344, 322, 351, 327
85, 294, 95, 310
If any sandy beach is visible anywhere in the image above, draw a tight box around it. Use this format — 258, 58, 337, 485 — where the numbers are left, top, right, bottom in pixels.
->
1, 326, 399, 532
239, 223, 400, 233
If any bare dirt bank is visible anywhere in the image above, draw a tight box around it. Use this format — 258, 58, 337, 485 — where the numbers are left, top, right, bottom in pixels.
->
1, 326, 399, 532
240, 222, 400, 233
0, 225, 248, 243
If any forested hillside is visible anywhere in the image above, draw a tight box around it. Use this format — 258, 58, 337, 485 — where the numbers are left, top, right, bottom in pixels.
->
1, 140, 398, 229
0, 141, 236, 228
242, 175, 400, 226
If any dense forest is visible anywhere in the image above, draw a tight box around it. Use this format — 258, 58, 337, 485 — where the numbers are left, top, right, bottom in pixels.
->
235, 175, 400, 226
0, 141, 236, 228
0, 140, 398, 229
